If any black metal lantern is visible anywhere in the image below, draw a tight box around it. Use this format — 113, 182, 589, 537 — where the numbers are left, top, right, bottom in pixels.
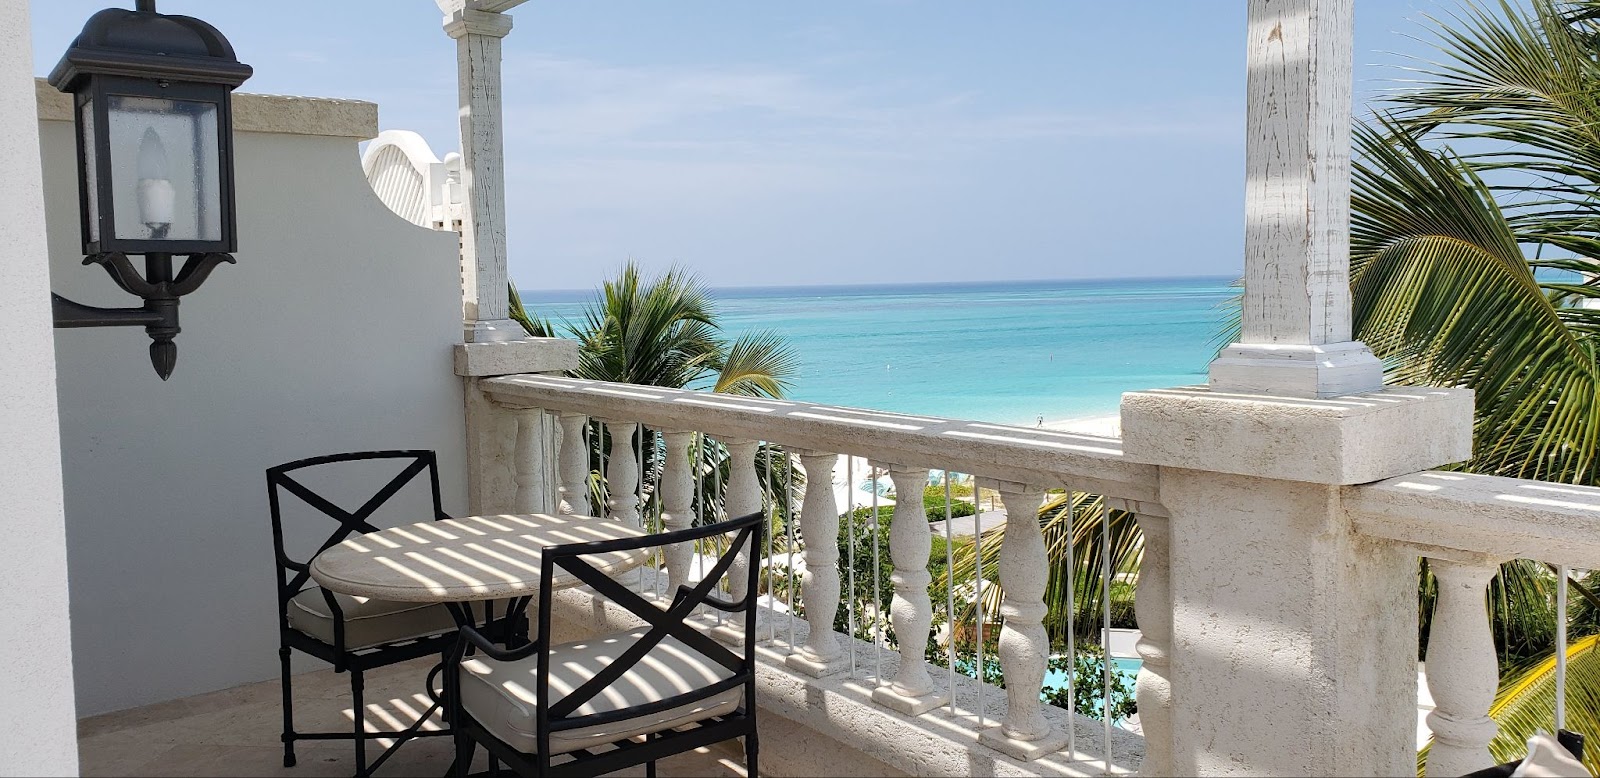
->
47, 0, 251, 379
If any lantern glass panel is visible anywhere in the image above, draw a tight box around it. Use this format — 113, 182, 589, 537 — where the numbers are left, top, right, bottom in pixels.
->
105, 94, 221, 244
79, 98, 99, 243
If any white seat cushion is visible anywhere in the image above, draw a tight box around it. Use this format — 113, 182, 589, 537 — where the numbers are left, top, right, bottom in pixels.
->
288, 589, 502, 650
458, 629, 742, 755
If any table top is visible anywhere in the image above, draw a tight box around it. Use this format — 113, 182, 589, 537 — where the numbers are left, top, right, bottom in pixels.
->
308, 513, 652, 603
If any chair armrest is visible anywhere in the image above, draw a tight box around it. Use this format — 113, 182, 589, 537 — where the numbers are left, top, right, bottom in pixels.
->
458, 622, 543, 663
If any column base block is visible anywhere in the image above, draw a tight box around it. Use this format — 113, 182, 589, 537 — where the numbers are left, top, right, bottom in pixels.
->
871, 684, 948, 716
978, 725, 1068, 762
708, 617, 764, 646
784, 651, 848, 678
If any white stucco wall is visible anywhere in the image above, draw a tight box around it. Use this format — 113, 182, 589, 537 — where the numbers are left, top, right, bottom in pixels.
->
0, 3, 79, 774
38, 85, 467, 716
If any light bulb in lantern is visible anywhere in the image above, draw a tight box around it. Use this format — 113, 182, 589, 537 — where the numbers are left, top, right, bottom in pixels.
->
135, 126, 174, 237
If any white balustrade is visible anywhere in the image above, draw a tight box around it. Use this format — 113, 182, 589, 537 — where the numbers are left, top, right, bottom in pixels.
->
1424, 557, 1501, 777
871, 464, 947, 715
979, 480, 1069, 761
555, 412, 589, 516
787, 450, 844, 677
715, 438, 762, 644
603, 420, 640, 526
660, 430, 695, 592
1130, 509, 1173, 777
512, 408, 545, 513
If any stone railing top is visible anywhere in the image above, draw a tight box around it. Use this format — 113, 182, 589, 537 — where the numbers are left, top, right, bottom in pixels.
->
482, 374, 1161, 507
35, 78, 379, 140
1347, 470, 1600, 568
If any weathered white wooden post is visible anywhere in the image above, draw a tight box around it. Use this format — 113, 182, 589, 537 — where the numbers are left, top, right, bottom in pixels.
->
437, 0, 525, 343
436, 1, 588, 516
1119, 0, 1476, 774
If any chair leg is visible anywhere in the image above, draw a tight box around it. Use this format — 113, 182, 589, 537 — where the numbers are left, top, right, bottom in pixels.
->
451, 729, 476, 778
745, 730, 759, 778
351, 669, 367, 778
279, 645, 296, 768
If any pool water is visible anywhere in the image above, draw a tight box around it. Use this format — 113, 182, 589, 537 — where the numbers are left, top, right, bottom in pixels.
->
1042, 655, 1142, 722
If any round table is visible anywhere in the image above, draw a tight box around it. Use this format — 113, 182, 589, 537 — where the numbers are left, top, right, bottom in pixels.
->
309, 512, 652, 603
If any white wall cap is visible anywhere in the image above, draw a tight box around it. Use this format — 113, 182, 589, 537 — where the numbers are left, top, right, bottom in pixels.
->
454, 337, 580, 377
35, 78, 379, 139
1121, 384, 1473, 485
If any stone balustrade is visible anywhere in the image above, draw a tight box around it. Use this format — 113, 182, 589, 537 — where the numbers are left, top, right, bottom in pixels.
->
478, 374, 1165, 768
472, 374, 1600, 777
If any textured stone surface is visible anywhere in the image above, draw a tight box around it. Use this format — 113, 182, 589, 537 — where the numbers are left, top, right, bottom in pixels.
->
452, 337, 580, 377
1120, 385, 1473, 485
36, 79, 378, 139
484, 374, 1160, 504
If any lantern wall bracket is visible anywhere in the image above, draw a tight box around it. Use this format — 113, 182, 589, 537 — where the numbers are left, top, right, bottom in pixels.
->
51, 251, 235, 380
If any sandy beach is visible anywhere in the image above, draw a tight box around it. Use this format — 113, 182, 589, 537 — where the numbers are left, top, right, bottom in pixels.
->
1042, 414, 1121, 438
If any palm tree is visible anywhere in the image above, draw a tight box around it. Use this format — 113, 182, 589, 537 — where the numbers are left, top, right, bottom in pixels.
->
510, 261, 802, 525
951, 1, 1600, 762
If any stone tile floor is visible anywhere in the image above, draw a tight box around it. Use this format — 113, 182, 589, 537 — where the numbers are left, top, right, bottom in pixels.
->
78, 657, 744, 777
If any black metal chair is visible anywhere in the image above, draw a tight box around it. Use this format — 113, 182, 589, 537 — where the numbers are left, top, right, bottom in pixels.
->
446, 510, 764, 778
267, 450, 515, 777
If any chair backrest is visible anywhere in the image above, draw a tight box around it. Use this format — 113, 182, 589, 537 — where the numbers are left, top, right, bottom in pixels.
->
532, 510, 765, 752
265, 450, 447, 613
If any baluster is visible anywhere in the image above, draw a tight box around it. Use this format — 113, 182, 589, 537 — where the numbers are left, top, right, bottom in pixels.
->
660, 431, 695, 592
869, 464, 947, 715
714, 438, 761, 644
787, 450, 845, 677
1424, 556, 1500, 777
604, 420, 641, 527
979, 480, 1068, 761
1126, 505, 1173, 777
555, 413, 590, 516
510, 408, 546, 513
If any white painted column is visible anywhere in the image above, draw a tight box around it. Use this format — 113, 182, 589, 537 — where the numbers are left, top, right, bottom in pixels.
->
511, 408, 546, 513
660, 431, 696, 592
555, 412, 590, 516
1, 0, 79, 770
714, 439, 762, 644
1424, 557, 1501, 777
1129, 509, 1173, 778
788, 450, 845, 677
1207, 0, 1382, 398
439, 2, 523, 343
603, 420, 641, 526
979, 480, 1068, 761
871, 464, 948, 715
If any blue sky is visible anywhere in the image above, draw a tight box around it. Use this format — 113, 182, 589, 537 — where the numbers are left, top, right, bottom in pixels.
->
32, 1, 1449, 290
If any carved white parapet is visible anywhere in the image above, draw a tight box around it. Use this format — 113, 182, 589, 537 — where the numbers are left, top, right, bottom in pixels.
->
602, 420, 641, 527
511, 408, 546, 513
555, 413, 590, 516
869, 464, 947, 715
1128, 507, 1173, 777
714, 439, 762, 644
660, 431, 696, 592
1424, 557, 1501, 777
979, 480, 1068, 761
787, 450, 845, 677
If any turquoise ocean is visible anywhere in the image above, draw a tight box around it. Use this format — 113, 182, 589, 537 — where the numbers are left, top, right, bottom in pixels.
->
522, 276, 1237, 427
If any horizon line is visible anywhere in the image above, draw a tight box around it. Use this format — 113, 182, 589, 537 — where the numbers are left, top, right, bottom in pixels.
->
520, 272, 1240, 298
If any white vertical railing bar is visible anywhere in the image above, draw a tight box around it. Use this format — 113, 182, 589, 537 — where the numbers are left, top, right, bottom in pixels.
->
944, 474, 956, 717
637, 423, 646, 593
785, 449, 798, 648
1557, 564, 1569, 730
974, 486, 986, 728
1066, 490, 1077, 758
596, 421, 608, 519
1101, 498, 1112, 775
763, 443, 776, 644
847, 455, 857, 677
871, 467, 883, 682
